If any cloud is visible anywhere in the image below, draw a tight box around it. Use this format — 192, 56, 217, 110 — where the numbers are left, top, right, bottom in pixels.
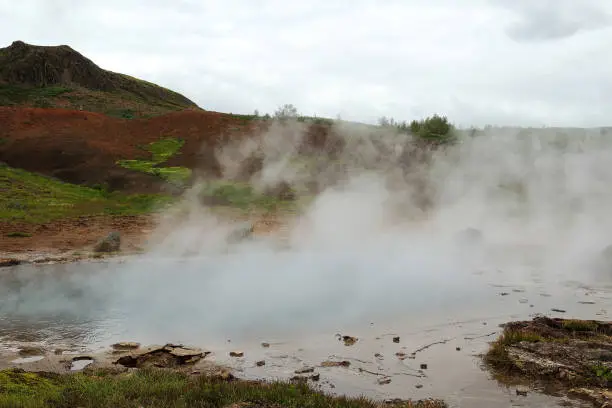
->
1, 0, 612, 127
494, 0, 612, 42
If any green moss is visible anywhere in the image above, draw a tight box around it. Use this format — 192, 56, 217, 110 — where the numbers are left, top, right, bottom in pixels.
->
199, 181, 296, 211
5, 231, 32, 238
562, 319, 599, 332
0, 164, 173, 223
116, 137, 191, 186
0, 369, 445, 408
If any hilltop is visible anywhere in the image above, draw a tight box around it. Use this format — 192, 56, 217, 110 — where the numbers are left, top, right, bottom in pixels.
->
0, 40, 199, 118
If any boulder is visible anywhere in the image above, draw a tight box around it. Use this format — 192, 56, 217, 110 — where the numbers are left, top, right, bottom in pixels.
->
93, 231, 121, 253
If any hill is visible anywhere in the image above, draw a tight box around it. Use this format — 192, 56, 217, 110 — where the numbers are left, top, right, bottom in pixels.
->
0, 40, 199, 118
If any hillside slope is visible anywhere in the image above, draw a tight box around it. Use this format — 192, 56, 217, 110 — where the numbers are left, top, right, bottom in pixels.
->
0, 40, 199, 118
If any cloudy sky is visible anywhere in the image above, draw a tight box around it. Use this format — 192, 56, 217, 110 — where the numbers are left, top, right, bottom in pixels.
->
2, 0, 612, 127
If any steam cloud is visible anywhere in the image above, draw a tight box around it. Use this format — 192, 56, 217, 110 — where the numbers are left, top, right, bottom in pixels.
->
2, 121, 612, 347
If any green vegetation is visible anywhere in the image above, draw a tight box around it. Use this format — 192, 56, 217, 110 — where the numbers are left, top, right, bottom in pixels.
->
0, 368, 443, 408
5, 231, 32, 238
562, 319, 599, 332
485, 328, 544, 369
199, 180, 297, 211
590, 364, 612, 382
379, 114, 455, 144
117, 137, 192, 186
0, 84, 72, 106
0, 163, 173, 223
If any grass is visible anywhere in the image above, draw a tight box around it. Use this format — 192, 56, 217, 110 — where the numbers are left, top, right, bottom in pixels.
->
0, 163, 173, 223
0, 84, 72, 106
0, 369, 445, 408
5, 231, 32, 238
562, 319, 599, 332
485, 328, 544, 369
198, 180, 297, 212
116, 137, 192, 187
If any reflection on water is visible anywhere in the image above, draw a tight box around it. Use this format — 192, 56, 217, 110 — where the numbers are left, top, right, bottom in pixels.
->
0, 248, 610, 407
0, 248, 610, 349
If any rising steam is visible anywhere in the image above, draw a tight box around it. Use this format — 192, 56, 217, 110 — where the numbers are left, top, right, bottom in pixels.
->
2, 121, 612, 347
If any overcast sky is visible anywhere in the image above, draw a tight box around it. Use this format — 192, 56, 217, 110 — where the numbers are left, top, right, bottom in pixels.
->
1, 0, 612, 127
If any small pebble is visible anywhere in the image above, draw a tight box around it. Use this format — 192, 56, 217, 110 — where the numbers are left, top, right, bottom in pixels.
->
393, 336, 400, 343
456, 347, 461, 351
229, 351, 244, 357
415, 384, 423, 389
256, 360, 265, 367
420, 363, 428, 370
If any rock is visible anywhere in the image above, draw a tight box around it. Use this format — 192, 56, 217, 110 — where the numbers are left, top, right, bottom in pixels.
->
114, 344, 208, 368
341, 335, 358, 346
456, 347, 461, 351
229, 351, 244, 358
255, 360, 265, 367
321, 360, 350, 368
112, 342, 140, 351
0, 258, 21, 267
415, 384, 423, 389
93, 232, 121, 253
420, 363, 428, 370
396, 352, 407, 360
226, 223, 254, 244
515, 386, 529, 396
500, 292, 509, 296
393, 336, 400, 343
18, 346, 44, 357
295, 367, 315, 374
551, 308, 567, 313
261, 342, 270, 348
568, 388, 612, 406
378, 376, 392, 385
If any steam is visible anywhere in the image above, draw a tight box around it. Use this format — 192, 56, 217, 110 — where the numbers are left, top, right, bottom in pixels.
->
2, 121, 612, 347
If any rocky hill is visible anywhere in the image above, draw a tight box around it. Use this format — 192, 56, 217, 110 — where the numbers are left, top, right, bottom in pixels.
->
0, 40, 199, 118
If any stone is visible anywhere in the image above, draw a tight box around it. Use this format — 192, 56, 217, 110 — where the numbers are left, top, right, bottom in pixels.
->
515, 386, 529, 396
378, 376, 392, 385
393, 336, 400, 343
420, 363, 428, 370
112, 342, 140, 351
341, 335, 358, 346
256, 360, 265, 367
415, 384, 423, 389
114, 343, 207, 368
0, 258, 21, 267
93, 232, 121, 253
229, 351, 244, 357
321, 360, 350, 368
295, 367, 315, 374
261, 342, 270, 348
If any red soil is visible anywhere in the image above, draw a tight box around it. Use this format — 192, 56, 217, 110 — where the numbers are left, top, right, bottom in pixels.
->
0, 107, 273, 192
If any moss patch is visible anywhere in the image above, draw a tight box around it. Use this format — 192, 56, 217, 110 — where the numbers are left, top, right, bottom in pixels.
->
117, 137, 191, 187
0, 163, 173, 223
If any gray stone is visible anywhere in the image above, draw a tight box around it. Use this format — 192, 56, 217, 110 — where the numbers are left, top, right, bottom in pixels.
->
93, 231, 121, 253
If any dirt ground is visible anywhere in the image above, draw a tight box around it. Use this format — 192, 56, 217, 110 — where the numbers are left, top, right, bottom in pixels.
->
0, 212, 286, 264
0, 107, 341, 193
0, 215, 153, 255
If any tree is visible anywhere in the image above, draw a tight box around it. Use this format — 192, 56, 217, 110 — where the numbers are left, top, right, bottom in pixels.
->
274, 104, 299, 119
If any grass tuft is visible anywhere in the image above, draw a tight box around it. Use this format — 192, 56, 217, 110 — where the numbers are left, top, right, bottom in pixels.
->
0, 368, 446, 408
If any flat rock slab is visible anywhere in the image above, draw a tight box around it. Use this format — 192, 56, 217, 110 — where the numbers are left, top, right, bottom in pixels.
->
115, 344, 210, 368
